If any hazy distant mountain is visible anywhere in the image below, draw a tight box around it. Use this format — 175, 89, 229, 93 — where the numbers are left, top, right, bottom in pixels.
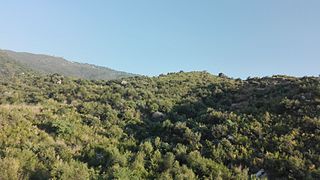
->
0, 51, 33, 79
0, 49, 135, 80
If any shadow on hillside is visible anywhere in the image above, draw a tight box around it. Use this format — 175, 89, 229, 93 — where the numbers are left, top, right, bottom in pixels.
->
171, 76, 314, 118
122, 76, 319, 179
124, 76, 319, 143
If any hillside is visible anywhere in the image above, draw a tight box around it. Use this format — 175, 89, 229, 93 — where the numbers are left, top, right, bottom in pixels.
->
0, 49, 135, 80
0, 51, 34, 78
0, 72, 319, 179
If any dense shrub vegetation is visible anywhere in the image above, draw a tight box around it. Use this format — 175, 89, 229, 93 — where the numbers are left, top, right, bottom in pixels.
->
0, 71, 319, 179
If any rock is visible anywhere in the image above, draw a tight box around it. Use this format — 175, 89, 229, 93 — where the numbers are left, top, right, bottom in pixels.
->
121, 80, 128, 85
152, 111, 165, 119
231, 102, 249, 108
255, 169, 267, 178
227, 135, 234, 140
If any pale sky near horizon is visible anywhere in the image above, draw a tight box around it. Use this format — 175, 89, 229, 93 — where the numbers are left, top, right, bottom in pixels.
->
0, 0, 319, 78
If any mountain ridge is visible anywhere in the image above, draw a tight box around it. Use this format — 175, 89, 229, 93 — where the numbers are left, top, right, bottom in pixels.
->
0, 49, 136, 80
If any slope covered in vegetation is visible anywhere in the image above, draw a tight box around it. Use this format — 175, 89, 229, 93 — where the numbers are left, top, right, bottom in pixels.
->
0, 71, 319, 179
0, 51, 34, 79
0, 49, 135, 80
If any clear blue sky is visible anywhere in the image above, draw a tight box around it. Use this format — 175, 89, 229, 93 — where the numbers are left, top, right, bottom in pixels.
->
0, 0, 319, 78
